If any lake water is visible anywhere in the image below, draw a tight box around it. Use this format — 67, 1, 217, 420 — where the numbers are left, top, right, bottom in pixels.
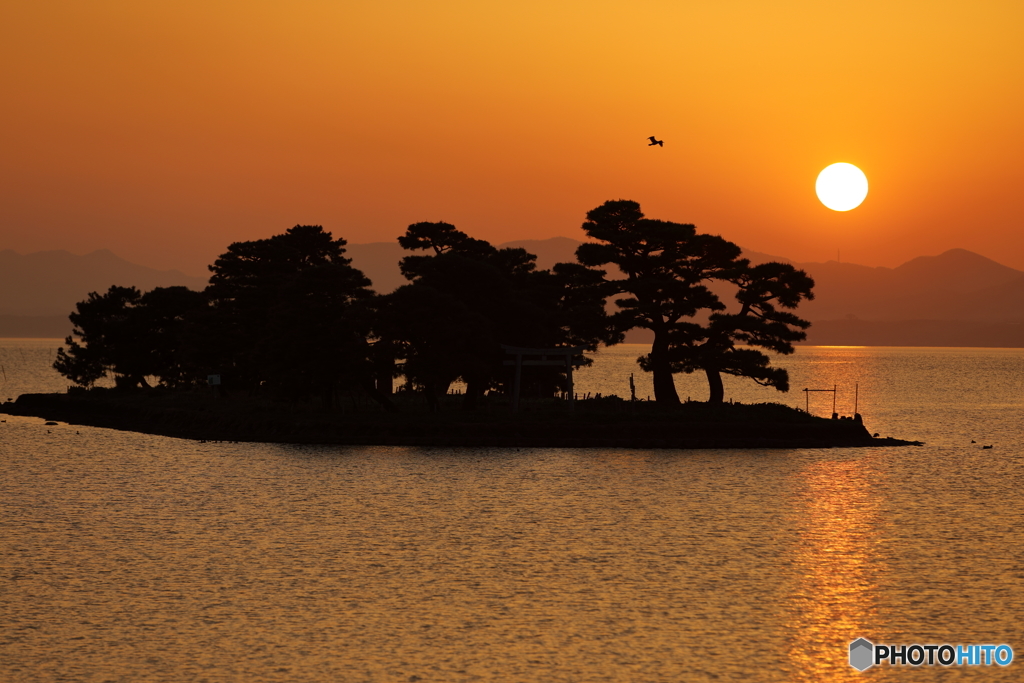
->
2, 340, 1023, 681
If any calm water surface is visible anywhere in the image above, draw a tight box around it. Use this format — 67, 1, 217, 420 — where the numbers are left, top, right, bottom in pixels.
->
2, 340, 1023, 681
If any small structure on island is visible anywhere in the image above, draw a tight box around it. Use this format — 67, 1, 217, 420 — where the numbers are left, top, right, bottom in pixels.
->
803, 385, 836, 416
501, 344, 585, 413
803, 383, 863, 423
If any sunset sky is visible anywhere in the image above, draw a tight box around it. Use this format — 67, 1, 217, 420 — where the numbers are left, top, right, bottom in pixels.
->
3, 1, 1023, 276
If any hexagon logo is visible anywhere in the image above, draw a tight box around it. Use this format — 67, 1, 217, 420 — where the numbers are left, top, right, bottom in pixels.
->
849, 638, 874, 671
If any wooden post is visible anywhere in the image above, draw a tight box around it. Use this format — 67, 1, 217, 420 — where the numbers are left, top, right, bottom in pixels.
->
563, 357, 571, 407
512, 352, 523, 413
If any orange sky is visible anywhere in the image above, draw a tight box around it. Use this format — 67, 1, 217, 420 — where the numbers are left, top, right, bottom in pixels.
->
2, 1, 1023, 276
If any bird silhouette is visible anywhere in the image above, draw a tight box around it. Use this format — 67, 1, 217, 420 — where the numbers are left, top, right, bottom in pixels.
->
648, 136, 664, 147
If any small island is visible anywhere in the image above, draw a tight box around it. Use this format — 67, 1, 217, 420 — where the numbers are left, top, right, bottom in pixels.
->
2, 390, 920, 449
29, 201, 923, 449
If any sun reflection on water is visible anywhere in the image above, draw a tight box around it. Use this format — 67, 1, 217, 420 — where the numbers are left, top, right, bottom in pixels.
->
787, 459, 885, 681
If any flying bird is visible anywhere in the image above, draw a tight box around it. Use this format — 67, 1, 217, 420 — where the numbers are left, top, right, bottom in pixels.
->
647, 136, 664, 147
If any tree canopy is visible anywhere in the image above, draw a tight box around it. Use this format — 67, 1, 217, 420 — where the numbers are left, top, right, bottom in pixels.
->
577, 199, 814, 404
576, 200, 741, 403
385, 221, 618, 409
53, 208, 812, 410
660, 260, 815, 403
197, 225, 380, 405
54, 285, 206, 388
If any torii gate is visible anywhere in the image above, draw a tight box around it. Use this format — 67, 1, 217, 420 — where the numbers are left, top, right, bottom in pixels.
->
501, 344, 585, 413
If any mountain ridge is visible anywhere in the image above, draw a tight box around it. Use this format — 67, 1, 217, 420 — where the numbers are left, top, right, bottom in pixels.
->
2, 241, 1021, 346
0, 248, 208, 316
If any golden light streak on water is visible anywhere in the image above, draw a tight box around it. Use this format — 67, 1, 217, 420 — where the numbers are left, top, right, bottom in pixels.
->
787, 459, 885, 680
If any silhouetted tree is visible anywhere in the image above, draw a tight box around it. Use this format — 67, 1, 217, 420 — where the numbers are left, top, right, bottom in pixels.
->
375, 283, 485, 410
396, 229, 525, 408
663, 261, 815, 403
258, 261, 392, 408
576, 200, 741, 404
398, 221, 495, 262
527, 261, 624, 351
197, 225, 384, 406
53, 286, 141, 387
54, 285, 205, 387
391, 221, 617, 408
132, 286, 209, 387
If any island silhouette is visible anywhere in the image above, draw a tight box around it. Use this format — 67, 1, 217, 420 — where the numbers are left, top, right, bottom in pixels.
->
2, 200, 924, 447
45, 200, 813, 407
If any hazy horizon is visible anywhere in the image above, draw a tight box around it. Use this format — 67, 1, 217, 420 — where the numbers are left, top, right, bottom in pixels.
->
4, 238, 1020, 281
3, 235, 1022, 346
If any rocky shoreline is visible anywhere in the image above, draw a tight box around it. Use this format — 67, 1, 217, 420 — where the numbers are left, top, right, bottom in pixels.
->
3, 391, 923, 449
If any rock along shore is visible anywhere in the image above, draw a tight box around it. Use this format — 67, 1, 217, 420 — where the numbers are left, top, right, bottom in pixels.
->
3, 391, 923, 449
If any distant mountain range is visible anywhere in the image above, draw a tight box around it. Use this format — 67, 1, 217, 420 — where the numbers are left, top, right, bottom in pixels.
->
0, 249, 207, 316
345, 238, 1024, 345
789, 248, 1024, 323
2, 240, 1022, 346
0, 249, 207, 338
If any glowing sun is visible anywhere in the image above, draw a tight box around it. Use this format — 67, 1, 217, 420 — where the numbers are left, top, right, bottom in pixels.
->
815, 163, 868, 211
